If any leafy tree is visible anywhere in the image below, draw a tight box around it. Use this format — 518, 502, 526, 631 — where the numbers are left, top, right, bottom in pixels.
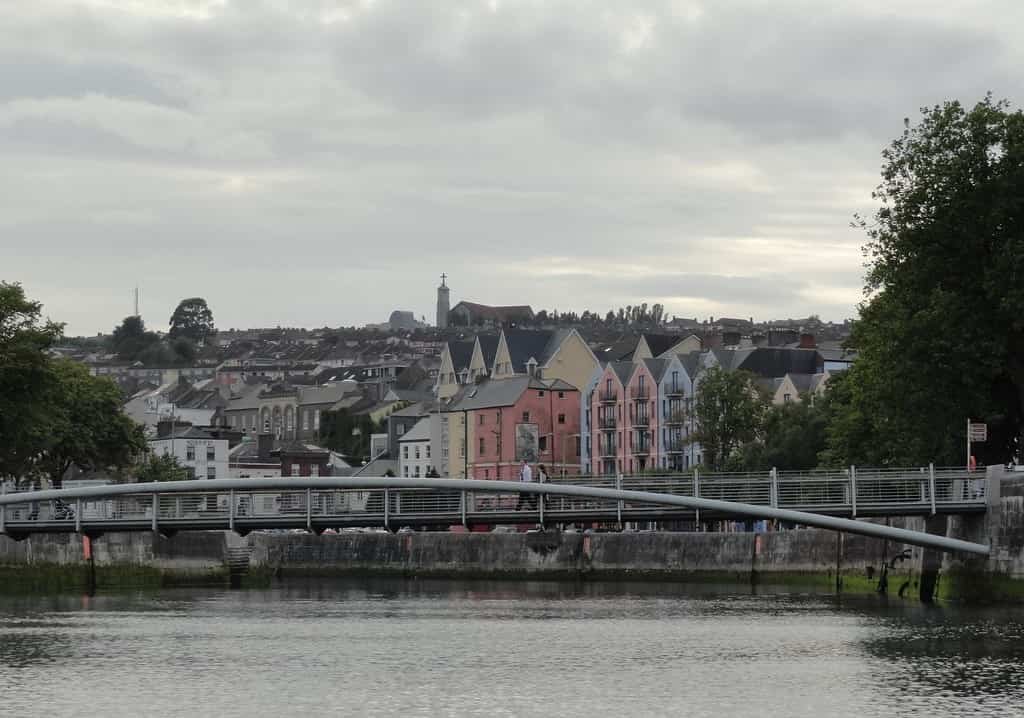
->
109, 315, 161, 361
829, 97, 1024, 465
136, 452, 191, 482
169, 297, 215, 344
0, 282, 63, 481
319, 409, 383, 462
30, 360, 147, 487
692, 367, 765, 470
735, 397, 827, 471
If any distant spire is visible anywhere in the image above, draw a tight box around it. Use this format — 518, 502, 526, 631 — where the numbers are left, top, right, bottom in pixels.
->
440, 272, 447, 288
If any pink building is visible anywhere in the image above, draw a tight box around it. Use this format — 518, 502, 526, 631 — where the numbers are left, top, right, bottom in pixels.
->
447, 376, 582, 480
590, 360, 661, 476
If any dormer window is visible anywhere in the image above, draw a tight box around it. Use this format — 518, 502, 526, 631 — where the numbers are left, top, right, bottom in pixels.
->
526, 358, 538, 377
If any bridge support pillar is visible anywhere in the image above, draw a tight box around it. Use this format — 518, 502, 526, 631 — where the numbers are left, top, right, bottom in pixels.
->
919, 515, 949, 603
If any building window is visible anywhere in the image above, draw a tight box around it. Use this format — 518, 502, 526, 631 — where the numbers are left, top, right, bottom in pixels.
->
186, 445, 195, 461
784, 393, 792, 403
404, 465, 409, 477
403, 445, 409, 459
575, 436, 582, 457
311, 464, 319, 477
539, 436, 547, 452
479, 414, 484, 425
314, 410, 320, 431
558, 392, 565, 399
206, 445, 215, 461
538, 390, 544, 397
415, 446, 420, 460
426, 445, 431, 459
479, 437, 485, 455
522, 412, 530, 423
414, 465, 421, 477
291, 464, 300, 477
558, 414, 566, 424
484, 469, 489, 479
302, 411, 309, 431
206, 465, 216, 479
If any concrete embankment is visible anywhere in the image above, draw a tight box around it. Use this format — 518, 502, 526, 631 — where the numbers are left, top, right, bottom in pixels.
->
1, 526, 925, 596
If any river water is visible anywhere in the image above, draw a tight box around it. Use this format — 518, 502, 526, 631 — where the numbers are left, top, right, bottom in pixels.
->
2, 580, 1023, 718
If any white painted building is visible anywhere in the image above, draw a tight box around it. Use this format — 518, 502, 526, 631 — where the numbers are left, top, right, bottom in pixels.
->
149, 428, 230, 480
398, 418, 432, 478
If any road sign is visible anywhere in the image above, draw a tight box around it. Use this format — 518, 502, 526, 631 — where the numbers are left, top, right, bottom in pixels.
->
969, 423, 987, 442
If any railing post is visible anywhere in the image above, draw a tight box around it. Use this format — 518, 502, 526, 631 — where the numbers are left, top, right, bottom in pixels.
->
928, 463, 937, 516
770, 467, 778, 508
152, 493, 158, 533
305, 488, 312, 531
1, 483, 6, 534
693, 468, 700, 527
460, 490, 467, 528
75, 498, 82, 533
229, 489, 235, 531
849, 465, 857, 518
383, 488, 390, 530
616, 472, 623, 526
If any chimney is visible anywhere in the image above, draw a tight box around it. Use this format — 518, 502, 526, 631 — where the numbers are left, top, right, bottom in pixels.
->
258, 432, 274, 460
799, 333, 817, 349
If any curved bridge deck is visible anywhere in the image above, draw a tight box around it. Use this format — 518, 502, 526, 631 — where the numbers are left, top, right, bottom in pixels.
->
0, 468, 990, 555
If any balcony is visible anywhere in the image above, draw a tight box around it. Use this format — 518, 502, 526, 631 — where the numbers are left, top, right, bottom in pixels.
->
598, 417, 617, 430
631, 442, 651, 456
666, 439, 687, 454
664, 411, 686, 426
665, 385, 685, 397
631, 389, 650, 401
598, 445, 618, 458
632, 414, 650, 428
598, 390, 618, 403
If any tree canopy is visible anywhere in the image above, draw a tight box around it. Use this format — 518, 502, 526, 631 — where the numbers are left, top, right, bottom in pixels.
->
135, 452, 191, 483
1, 284, 146, 486
169, 297, 215, 344
825, 97, 1024, 466
691, 367, 765, 470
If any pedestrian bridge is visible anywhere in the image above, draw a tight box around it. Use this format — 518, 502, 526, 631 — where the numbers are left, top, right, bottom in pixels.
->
0, 467, 990, 556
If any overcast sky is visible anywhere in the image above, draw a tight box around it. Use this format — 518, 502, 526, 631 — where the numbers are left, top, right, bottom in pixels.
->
4, 1, 1022, 336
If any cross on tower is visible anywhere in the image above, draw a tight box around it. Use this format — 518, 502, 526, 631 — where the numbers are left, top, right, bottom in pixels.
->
440, 273, 447, 287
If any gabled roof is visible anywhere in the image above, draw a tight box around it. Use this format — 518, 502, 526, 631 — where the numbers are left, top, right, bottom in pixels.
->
298, 382, 355, 407
447, 376, 574, 412
608, 361, 635, 387
477, 335, 500, 367
642, 334, 682, 358
596, 335, 641, 362
398, 417, 431, 443
446, 340, 475, 372
641, 357, 669, 383
503, 329, 557, 372
678, 351, 702, 380
451, 301, 534, 324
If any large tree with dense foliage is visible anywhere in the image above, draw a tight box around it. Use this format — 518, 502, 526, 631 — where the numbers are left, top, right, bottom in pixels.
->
110, 315, 161, 361
33, 360, 148, 487
135, 452, 191, 483
0, 282, 64, 481
169, 297, 215, 344
692, 367, 765, 470
734, 397, 828, 472
825, 97, 1024, 466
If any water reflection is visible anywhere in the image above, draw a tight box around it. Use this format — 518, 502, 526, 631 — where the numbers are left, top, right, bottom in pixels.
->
1, 581, 1023, 717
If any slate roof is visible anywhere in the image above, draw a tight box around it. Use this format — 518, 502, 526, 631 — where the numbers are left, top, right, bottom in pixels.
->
709, 347, 822, 378
447, 340, 475, 372
678, 351, 702, 380
595, 335, 641, 362
398, 417, 431, 443
477, 335, 500, 368
447, 376, 575, 411
608, 361, 635, 387
642, 334, 682, 358
451, 302, 535, 324
503, 329, 557, 372
298, 382, 355, 407
641, 357, 669, 383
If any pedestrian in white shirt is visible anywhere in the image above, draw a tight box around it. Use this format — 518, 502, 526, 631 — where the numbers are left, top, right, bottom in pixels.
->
516, 460, 533, 511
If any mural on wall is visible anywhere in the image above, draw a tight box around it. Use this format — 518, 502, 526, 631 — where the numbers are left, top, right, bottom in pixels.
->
515, 423, 540, 462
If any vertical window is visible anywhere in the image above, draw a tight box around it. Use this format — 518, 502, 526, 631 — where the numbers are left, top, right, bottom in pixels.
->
291, 464, 300, 477
414, 465, 421, 477
302, 411, 309, 431
207, 445, 215, 461
186, 445, 195, 461
415, 446, 420, 459
206, 465, 216, 480
403, 445, 409, 459
558, 392, 565, 399
539, 436, 547, 452
558, 414, 566, 424
311, 464, 320, 477
479, 437, 485, 455
522, 412, 530, 423
314, 410, 320, 430
404, 465, 409, 477
426, 445, 431, 459
479, 414, 484, 425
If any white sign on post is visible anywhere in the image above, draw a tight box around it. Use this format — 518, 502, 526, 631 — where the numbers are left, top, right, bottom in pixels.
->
969, 423, 988, 442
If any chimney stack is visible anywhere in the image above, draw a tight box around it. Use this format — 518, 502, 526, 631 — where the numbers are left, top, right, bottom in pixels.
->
258, 432, 274, 460
799, 333, 817, 349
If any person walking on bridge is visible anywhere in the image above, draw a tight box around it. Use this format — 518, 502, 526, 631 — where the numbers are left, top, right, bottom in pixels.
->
515, 460, 534, 511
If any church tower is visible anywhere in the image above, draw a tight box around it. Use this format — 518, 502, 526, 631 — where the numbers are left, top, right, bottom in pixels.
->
436, 273, 450, 329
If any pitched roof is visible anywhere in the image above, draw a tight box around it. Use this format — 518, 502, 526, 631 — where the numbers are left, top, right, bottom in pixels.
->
502, 328, 571, 372
451, 302, 534, 323
642, 334, 682, 358
298, 382, 355, 407
446, 340, 475, 372
608, 361, 635, 386
596, 335, 641, 362
678, 351, 702, 380
735, 348, 822, 378
641, 357, 669, 383
477, 335, 500, 367
448, 376, 531, 411
398, 417, 431, 443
